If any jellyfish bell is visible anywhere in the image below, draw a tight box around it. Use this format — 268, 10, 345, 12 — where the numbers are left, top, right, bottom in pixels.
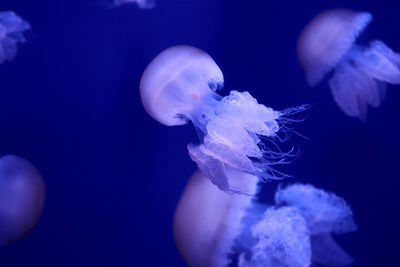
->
173, 169, 258, 267
140, 45, 305, 193
298, 9, 372, 86
298, 9, 400, 120
140, 45, 224, 127
0, 155, 45, 245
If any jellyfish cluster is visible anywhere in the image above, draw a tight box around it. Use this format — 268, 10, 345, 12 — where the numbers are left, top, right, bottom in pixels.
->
1, 2, 399, 267
298, 9, 400, 120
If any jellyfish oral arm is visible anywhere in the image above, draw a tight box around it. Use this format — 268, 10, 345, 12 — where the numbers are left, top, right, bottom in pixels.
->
329, 41, 400, 120
0, 11, 30, 64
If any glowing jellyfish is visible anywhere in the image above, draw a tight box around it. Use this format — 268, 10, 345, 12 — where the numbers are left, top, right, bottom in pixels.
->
114, 0, 155, 9
275, 184, 357, 266
298, 9, 400, 120
140, 45, 305, 193
174, 171, 356, 267
0, 11, 30, 64
0, 155, 45, 245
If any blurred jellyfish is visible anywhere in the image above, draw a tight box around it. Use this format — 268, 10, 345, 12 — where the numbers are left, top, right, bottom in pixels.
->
0, 155, 45, 245
0, 11, 30, 64
174, 170, 356, 267
298, 9, 400, 120
140, 45, 306, 193
114, 0, 155, 9
275, 184, 357, 266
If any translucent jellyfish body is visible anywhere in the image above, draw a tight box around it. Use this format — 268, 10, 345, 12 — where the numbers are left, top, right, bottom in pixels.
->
275, 184, 357, 266
0, 155, 45, 245
298, 9, 400, 120
0, 11, 30, 64
174, 170, 356, 267
114, 0, 155, 9
140, 45, 304, 193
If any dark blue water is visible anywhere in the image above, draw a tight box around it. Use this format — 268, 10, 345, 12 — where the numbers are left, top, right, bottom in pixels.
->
0, 0, 399, 266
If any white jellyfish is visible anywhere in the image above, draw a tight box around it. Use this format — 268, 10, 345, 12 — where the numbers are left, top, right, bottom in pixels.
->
114, 0, 155, 9
174, 171, 356, 267
275, 184, 357, 266
0, 11, 30, 64
298, 9, 400, 120
0, 155, 45, 245
140, 45, 306, 193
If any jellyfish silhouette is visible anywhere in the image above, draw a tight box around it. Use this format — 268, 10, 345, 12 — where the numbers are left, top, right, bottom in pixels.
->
0, 11, 30, 64
174, 171, 356, 267
298, 9, 400, 120
0, 155, 45, 245
140, 45, 306, 193
114, 0, 155, 9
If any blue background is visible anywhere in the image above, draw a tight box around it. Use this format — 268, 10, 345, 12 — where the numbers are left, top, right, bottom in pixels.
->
0, 0, 399, 266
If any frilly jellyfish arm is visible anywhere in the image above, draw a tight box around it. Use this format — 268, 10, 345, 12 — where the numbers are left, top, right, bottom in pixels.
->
0, 11, 30, 64
275, 184, 356, 266
239, 206, 311, 267
140, 45, 306, 193
311, 233, 354, 266
114, 0, 155, 9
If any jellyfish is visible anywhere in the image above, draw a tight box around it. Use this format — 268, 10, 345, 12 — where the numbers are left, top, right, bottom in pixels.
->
0, 155, 45, 245
298, 9, 400, 120
0, 11, 30, 64
140, 45, 306, 193
174, 170, 356, 267
114, 0, 155, 9
275, 184, 357, 266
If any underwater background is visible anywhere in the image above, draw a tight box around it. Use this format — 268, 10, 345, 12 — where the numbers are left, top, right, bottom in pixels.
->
0, 0, 399, 266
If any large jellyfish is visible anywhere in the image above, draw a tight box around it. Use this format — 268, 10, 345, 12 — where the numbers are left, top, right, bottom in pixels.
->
0, 155, 45, 245
298, 9, 400, 120
114, 0, 155, 9
174, 170, 356, 267
140, 45, 306, 194
0, 11, 30, 64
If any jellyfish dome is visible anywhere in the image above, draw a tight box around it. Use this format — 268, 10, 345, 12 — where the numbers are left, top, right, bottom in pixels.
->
298, 9, 400, 120
0, 11, 30, 64
140, 45, 305, 193
0, 155, 45, 245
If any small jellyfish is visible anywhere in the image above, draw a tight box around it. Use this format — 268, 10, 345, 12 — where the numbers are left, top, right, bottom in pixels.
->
174, 171, 356, 267
114, 0, 155, 9
298, 9, 400, 120
0, 11, 30, 64
275, 184, 357, 266
0, 155, 45, 245
140, 45, 305, 193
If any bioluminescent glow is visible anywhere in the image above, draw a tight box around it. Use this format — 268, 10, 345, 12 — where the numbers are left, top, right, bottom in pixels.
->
0, 155, 45, 245
0, 11, 30, 64
114, 0, 155, 9
174, 170, 356, 267
298, 9, 400, 120
140, 45, 305, 193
